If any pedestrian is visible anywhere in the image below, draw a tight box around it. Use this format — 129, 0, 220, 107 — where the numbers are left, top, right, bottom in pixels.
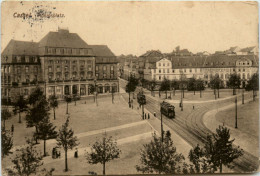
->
154, 112, 156, 117
74, 148, 78, 158
11, 124, 14, 133
145, 113, 147, 119
132, 104, 133, 109
148, 113, 150, 119
52, 147, 56, 159
193, 105, 195, 110
142, 113, 144, 120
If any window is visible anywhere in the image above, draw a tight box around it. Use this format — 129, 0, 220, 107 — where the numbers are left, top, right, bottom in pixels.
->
76, 49, 80, 55
103, 66, 107, 71
34, 66, 38, 73
65, 66, 68, 72
25, 66, 29, 73
26, 75, 30, 83
52, 48, 56, 54
190, 69, 192, 73
48, 60, 53, 64
88, 65, 92, 71
56, 60, 60, 64
64, 60, 68, 64
57, 66, 61, 72
84, 49, 88, 55
80, 49, 84, 55
33, 57, 37, 63
80, 60, 85, 65
167, 63, 169, 66
17, 67, 21, 74
24, 89, 29, 95
61, 48, 64, 54
163, 69, 165, 73
243, 73, 245, 79
73, 66, 76, 71
48, 66, 52, 72
159, 69, 161, 73
96, 66, 99, 71
103, 73, 107, 79
172, 69, 174, 73
159, 63, 161, 66
68, 49, 72, 54
47, 48, 52, 54
111, 66, 114, 71
17, 56, 21, 62
243, 69, 245, 72
184, 69, 186, 73
34, 75, 38, 81
167, 69, 169, 73
163, 63, 165, 66
65, 73, 69, 80
159, 76, 161, 80
73, 60, 77, 64
25, 56, 29, 63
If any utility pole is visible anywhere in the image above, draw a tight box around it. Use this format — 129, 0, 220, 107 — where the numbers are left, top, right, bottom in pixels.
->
235, 96, 238, 129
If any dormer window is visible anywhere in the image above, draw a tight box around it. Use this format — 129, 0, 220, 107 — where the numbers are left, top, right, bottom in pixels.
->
17, 56, 21, 62
61, 48, 64, 54
25, 56, 29, 63
68, 49, 72, 54
33, 57, 38, 63
52, 48, 56, 54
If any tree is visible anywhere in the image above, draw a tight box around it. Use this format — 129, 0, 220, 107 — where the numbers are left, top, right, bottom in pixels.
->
202, 125, 244, 173
187, 78, 196, 94
48, 95, 58, 120
38, 117, 57, 157
136, 131, 184, 174
227, 74, 241, 95
160, 78, 171, 99
1, 129, 13, 158
26, 96, 50, 144
13, 95, 28, 123
1, 108, 12, 130
125, 75, 138, 107
56, 117, 79, 172
73, 94, 80, 106
7, 138, 43, 176
137, 92, 146, 119
245, 73, 258, 101
88, 84, 95, 95
28, 86, 44, 105
196, 79, 205, 98
86, 134, 121, 175
150, 79, 156, 96
209, 75, 224, 98
64, 95, 72, 114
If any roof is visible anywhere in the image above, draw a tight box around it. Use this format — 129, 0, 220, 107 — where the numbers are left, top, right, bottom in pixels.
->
89, 45, 115, 57
169, 55, 258, 68
2, 39, 39, 56
140, 50, 163, 57
239, 46, 256, 52
38, 29, 89, 48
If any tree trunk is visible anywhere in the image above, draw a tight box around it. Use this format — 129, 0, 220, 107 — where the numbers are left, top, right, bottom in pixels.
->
65, 149, 68, 172
35, 126, 38, 144
43, 139, 46, 156
66, 102, 68, 114
183, 89, 184, 98
219, 161, 222, 173
53, 108, 56, 120
165, 91, 167, 99
194, 90, 195, 95
128, 92, 131, 108
18, 111, 21, 123
218, 89, 220, 98
103, 162, 106, 175
142, 105, 144, 119
3, 120, 5, 130
75, 100, 76, 106
200, 90, 202, 98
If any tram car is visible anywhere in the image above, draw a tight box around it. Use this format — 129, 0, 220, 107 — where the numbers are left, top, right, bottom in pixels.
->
160, 101, 175, 119
137, 92, 146, 104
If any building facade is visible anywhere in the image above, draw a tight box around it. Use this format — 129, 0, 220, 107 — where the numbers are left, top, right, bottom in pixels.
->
1, 29, 119, 102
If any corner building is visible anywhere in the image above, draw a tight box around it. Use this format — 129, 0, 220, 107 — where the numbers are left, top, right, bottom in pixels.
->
1, 29, 118, 102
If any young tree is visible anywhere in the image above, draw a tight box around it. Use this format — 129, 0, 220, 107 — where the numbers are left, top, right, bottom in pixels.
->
209, 75, 224, 98
38, 117, 57, 157
137, 92, 146, 119
1, 108, 12, 130
13, 95, 28, 123
136, 131, 184, 174
1, 129, 13, 158
49, 95, 58, 120
28, 86, 44, 105
205, 125, 244, 173
150, 79, 156, 96
160, 78, 171, 99
196, 79, 205, 98
64, 95, 72, 114
7, 138, 43, 176
26, 96, 50, 144
125, 75, 138, 107
86, 135, 121, 175
227, 74, 241, 95
56, 117, 79, 172
245, 73, 259, 101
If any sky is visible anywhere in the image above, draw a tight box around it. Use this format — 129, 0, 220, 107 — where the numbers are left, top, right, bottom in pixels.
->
1, 1, 258, 56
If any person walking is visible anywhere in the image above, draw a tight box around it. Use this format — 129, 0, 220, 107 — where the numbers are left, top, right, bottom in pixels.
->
74, 148, 78, 158
145, 113, 147, 119
148, 113, 150, 119
11, 124, 14, 133
154, 112, 156, 117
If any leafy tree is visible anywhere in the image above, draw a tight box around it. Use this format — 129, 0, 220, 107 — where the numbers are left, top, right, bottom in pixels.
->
209, 75, 224, 98
64, 95, 72, 114
125, 75, 138, 106
1, 107, 12, 129
227, 74, 241, 95
13, 95, 28, 123
38, 117, 57, 157
28, 86, 44, 105
137, 92, 146, 118
187, 78, 196, 94
245, 73, 258, 101
204, 125, 244, 173
160, 78, 171, 99
196, 79, 205, 98
1, 129, 13, 158
48, 95, 58, 120
56, 117, 79, 172
150, 79, 156, 96
26, 96, 50, 144
136, 131, 184, 174
73, 94, 80, 106
7, 138, 43, 176
86, 134, 121, 175
88, 84, 95, 94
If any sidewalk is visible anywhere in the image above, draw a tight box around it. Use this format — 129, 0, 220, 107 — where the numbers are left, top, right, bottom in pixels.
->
203, 99, 259, 157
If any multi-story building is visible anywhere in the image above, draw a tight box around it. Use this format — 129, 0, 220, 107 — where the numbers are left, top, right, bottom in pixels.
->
1, 28, 118, 102
149, 55, 258, 88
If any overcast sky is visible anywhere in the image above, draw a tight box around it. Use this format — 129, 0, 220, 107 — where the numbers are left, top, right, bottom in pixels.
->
1, 1, 258, 56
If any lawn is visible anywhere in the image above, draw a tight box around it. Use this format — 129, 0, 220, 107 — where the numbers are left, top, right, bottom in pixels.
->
216, 99, 259, 138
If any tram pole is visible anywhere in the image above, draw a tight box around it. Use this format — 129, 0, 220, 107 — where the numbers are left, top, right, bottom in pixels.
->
235, 96, 238, 129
